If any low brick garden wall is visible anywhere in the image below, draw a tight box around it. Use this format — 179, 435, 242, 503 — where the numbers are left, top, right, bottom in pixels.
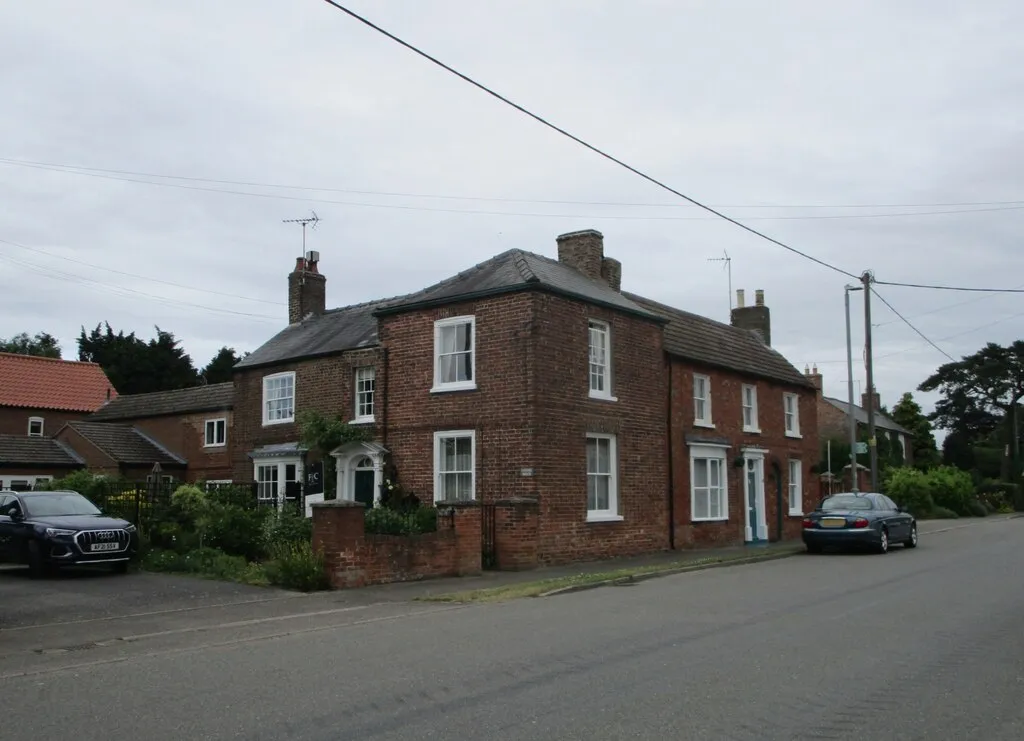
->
311, 500, 482, 588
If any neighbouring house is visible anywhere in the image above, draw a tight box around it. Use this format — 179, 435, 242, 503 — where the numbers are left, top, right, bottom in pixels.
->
232, 229, 818, 568
53, 421, 187, 481
807, 366, 911, 491
0, 352, 116, 488
85, 383, 234, 484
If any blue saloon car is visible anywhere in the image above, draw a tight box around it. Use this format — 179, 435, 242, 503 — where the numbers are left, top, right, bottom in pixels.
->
802, 492, 917, 554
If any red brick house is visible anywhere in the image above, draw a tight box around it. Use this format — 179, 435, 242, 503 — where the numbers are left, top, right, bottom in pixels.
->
232, 229, 818, 566
84, 383, 235, 484
0, 352, 116, 489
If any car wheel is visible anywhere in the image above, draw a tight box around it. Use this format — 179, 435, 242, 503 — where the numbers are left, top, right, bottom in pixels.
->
26, 541, 48, 579
806, 543, 822, 554
876, 528, 889, 554
904, 523, 918, 549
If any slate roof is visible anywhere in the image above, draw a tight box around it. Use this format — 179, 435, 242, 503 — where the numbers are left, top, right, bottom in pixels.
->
0, 435, 85, 467
0, 353, 117, 412
623, 292, 814, 388
822, 396, 910, 435
236, 249, 664, 369
65, 422, 187, 467
89, 382, 233, 421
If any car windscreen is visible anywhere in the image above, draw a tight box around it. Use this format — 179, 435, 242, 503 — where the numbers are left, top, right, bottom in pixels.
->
821, 496, 873, 511
21, 493, 102, 517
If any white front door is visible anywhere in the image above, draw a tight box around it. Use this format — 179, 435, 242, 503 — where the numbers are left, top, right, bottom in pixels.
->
743, 453, 768, 542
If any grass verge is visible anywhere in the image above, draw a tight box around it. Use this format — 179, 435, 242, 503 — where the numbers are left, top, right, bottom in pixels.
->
418, 545, 805, 603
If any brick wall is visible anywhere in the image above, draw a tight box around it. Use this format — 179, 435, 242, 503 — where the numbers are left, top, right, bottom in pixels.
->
231, 348, 382, 481
127, 411, 234, 481
311, 500, 481, 588
669, 361, 819, 549
0, 407, 89, 437
531, 293, 669, 564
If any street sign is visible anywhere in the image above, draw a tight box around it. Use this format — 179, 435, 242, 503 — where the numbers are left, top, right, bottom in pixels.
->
854, 442, 868, 455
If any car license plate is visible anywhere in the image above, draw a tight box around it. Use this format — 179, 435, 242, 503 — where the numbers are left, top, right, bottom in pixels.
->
821, 517, 847, 528
90, 542, 120, 552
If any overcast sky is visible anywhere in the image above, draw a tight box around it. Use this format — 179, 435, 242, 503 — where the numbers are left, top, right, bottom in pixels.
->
2, 0, 1022, 434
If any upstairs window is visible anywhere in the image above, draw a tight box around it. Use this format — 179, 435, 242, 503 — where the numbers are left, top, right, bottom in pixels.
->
263, 372, 296, 425
741, 384, 759, 432
694, 374, 713, 426
588, 320, 614, 400
354, 366, 376, 422
784, 392, 801, 437
433, 316, 476, 392
204, 418, 227, 447
27, 417, 44, 437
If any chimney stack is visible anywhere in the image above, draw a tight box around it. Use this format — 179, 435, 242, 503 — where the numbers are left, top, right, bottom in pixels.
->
288, 251, 326, 324
557, 229, 605, 281
804, 364, 823, 395
861, 390, 881, 413
730, 288, 771, 346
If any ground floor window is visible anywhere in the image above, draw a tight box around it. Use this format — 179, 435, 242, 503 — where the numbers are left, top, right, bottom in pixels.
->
254, 460, 301, 508
788, 459, 803, 514
690, 445, 728, 521
586, 433, 620, 521
433, 430, 475, 502
1, 475, 53, 491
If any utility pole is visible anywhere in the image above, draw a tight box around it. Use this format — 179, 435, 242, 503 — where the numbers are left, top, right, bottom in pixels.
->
862, 270, 879, 491
845, 284, 863, 492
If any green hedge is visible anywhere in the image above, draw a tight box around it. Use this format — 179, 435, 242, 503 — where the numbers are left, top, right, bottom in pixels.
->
885, 465, 987, 518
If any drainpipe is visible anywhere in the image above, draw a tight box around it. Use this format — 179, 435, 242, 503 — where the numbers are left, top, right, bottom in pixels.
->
381, 347, 390, 449
666, 356, 675, 550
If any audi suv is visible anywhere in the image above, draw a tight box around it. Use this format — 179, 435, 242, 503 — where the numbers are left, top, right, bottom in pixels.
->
0, 489, 138, 576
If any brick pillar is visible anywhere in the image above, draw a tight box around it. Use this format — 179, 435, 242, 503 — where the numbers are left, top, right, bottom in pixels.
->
441, 500, 482, 577
311, 500, 366, 588
494, 497, 539, 571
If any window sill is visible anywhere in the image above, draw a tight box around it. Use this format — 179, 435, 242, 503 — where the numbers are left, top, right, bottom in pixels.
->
692, 517, 729, 523
349, 417, 376, 425
742, 427, 762, 434
694, 421, 716, 429
588, 392, 618, 402
788, 510, 804, 517
430, 382, 478, 394
203, 443, 227, 449
785, 432, 803, 439
262, 418, 294, 427
586, 513, 624, 523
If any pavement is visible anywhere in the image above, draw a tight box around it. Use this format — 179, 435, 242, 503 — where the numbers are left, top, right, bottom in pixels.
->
1, 514, 1021, 739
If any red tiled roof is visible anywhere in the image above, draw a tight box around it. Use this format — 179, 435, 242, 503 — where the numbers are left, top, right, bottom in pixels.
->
0, 353, 118, 412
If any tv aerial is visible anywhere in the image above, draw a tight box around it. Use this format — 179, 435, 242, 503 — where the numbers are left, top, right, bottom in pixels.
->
283, 211, 321, 253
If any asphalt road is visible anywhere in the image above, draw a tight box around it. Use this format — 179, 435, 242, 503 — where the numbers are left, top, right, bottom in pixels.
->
2, 517, 1022, 740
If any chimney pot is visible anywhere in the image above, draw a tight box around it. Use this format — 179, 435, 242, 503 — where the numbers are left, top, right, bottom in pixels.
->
755, 289, 765, 307
736, 289, 746, 308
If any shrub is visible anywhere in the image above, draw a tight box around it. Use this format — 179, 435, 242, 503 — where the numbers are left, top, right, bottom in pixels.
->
966, 498, 989, 517
925, 466, 974, 515
264, 541, 329, 592
264, 509, 313, 550
976, 480, 1014, 513
143, 546, 268, 586
364, 505, 439, 535
205, 503, 272, 561
884, 468, 934, 517
930, 506, 959, 519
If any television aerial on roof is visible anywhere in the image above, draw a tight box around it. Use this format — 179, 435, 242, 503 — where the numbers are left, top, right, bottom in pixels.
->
283, 210, 321, 253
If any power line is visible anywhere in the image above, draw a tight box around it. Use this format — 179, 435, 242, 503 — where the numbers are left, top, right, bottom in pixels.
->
0, 238, 285, 306
3, 155, 1023, 211
874, 278, 1024, 294
871, 286, 955, 360
316, 1, 859, 280
0, 250, 280, 323
8, 158, 1023, 224
873, 282, 1024, 328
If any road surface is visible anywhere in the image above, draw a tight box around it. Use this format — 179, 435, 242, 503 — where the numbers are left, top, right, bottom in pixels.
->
1, 517, 1022, 740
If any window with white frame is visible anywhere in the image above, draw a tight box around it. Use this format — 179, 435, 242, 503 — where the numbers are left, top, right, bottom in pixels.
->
588, 320, 614, 399
741, 384, 759, 432
354, 366, 375, 421
27, 417, 44, 437
693, 374, 712, 426
433, 316, 476, 392
262, 372, 296, 425
434, 430, 475, 502
784, 392, 801, 436
691, 446, 728, 521
204, 418, 226, 447
586, 433, 620, 520
788, 459, 803, 515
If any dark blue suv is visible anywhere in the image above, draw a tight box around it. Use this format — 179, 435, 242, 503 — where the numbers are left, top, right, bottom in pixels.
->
0, 489, 138, 577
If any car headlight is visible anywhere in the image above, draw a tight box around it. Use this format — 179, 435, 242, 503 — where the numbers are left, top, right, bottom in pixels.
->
45, 528, 76, 538
123, 524, 137, 533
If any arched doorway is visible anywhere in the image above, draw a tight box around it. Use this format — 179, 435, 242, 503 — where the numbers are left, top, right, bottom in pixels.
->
353, 455, 375, 509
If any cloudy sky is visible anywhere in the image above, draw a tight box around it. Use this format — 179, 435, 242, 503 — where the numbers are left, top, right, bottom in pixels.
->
2, 0, 1022, 432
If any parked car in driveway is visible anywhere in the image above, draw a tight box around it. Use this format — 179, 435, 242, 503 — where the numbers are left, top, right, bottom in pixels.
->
0, 489, 139, 577
802, 492, 917, 554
